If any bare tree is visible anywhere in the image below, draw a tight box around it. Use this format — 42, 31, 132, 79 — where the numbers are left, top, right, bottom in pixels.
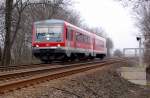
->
113, 49, 123, 57
135, 2, 150, 67
119, 0, 150, 68
1, 0, 106, 65
88, 27, 106, 37
7, 0, 74, 64
53, 8, 82, 27
106, 38, 113, 57
0, 1, 5, 47
0, 0, 74, 65
2, 0, 13, 66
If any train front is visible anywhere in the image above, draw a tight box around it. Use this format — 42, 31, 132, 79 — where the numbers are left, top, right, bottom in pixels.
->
32, 20, 66, 63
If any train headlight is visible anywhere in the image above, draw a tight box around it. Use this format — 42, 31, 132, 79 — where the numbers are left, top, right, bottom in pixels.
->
36, 45, 39, 47
46, 37, 50, 40
57, 44, 60, 47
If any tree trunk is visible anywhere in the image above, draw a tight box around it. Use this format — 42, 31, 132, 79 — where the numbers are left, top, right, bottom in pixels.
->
1, 0, 13, 66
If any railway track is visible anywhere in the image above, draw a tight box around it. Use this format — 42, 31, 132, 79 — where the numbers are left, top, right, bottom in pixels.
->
0, 58, 116, 71
0, 59, 99, 71
0, 58, 126, 94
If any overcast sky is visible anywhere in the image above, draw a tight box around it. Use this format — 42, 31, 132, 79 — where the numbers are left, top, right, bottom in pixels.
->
73, 0, 139, 50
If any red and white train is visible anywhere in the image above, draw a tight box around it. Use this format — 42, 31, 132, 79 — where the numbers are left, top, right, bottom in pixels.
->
32, 19, 107, 63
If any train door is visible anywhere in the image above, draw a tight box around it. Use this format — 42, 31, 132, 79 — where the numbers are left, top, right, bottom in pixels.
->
66, 27, 72, 56
72, 30, 76, 49
93, 35, 96, 57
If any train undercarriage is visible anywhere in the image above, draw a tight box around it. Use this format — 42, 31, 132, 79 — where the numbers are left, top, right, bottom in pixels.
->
33, 48, 106, 63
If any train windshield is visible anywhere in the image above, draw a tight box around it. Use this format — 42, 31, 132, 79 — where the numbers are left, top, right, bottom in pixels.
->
35, 25, 63, 42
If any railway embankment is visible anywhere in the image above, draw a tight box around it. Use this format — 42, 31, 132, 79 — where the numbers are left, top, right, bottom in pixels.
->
1, 60, 150, 98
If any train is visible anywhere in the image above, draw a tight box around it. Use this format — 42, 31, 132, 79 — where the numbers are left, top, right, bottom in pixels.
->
32, 19, 107, 63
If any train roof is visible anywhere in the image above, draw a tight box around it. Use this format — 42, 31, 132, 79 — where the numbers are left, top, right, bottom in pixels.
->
34, 19, 65, 25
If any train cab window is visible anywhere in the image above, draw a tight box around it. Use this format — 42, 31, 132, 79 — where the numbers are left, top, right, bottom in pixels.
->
36, 25, 63, 42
